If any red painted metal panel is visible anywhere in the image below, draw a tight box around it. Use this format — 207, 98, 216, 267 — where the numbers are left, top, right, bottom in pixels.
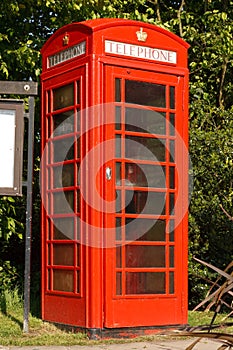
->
44, 294, 86, 326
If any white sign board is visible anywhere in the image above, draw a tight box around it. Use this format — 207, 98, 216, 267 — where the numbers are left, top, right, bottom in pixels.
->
105, 40, 177, 64
48, 41, 86, 68
0, 101, 24, 196
0, 109, 15, 188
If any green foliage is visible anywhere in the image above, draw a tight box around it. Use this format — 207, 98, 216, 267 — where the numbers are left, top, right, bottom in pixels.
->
0, 287, 22, 311
0, 261, 18, 295
0, 197, 24, 240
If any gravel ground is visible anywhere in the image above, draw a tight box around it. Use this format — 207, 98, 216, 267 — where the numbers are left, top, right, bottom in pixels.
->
0, 338, 228, 350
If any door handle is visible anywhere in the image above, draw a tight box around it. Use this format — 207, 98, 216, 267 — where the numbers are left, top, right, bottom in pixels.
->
106, 167, 112, 180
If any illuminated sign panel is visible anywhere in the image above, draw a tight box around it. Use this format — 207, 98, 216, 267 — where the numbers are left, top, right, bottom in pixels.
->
105, 40, 177, 64
0, 109, 15, 188
0, 101, 24, 196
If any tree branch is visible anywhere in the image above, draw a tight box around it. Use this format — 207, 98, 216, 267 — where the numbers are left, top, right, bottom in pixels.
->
219, 203, 233, 221
177, 0, 185, 37
156, 0, 161, 22
147, 0, 161, 22
219, 58, 228, 108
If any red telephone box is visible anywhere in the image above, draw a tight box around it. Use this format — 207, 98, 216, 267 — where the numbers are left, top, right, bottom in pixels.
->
40, 18, 189, 337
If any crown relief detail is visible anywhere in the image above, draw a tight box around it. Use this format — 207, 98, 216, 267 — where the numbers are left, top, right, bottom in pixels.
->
136, 27, 148, 42
63, 33, 70, 46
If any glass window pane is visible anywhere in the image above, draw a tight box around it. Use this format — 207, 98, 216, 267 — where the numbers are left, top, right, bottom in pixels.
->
169, 272, 174, 294
116, 218, 122, 240
169, 193, 175, 215
126, 219, 166, 241
66, 191, 74, 212
118, 163, 165, 188
125, 163, 165, 188
169, 246, 174, 267
125, 190, 137, 214
53, 217, 74, 240
126, 272, 165, 294
170, 113, 175, 136
47, 269, 51, 290
169, 220, 175, 242
76, 81, 80, 104
76, 109, 81, 132
47, 167, 51, 189
63, 163, 74, 187
47, 141, 52, 164
124, 163, 139, 186
47, 90, 51, 113
76, 244, 80, 266
170, 86, 175, 109
53, 163, 74, 188
115, 162, 121, 185
115, 78, 121, 102
47, 244, 51, 265
53, 138, 74, 163
53, 84, 74, 110
76, 138, 80, 159
76, 271, 80, 293
115, 135, 121, 158
115, 106, 121, 130
53, 270, 73, 292
116, 272, 122, 295
53, 244, 74, 266
169, 166, 175, 189
125, 162, 146, 186
116, 190, 121, 213
125, 136, 165, 161
126, 245, 165, 267
47, 218, 51, 240
170, 140, 175, 162
125, 190, 165, 215
116, 245, 122, 267
76, 219, 80, 241
125, 80, 166, 108
125, 108, 166, 135
53, 111, 74, 136
53, 191, 74, 214
76, 190, 80, 213
76, 163, 80, 185
47, 116, 52, 138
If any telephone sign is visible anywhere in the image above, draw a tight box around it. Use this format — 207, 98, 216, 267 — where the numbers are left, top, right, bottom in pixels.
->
105, 40, 177, 63
48, 41, 86, 67
41, 18, 189, 338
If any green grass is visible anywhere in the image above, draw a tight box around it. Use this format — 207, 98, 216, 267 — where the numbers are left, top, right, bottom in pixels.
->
0, 289, 88, 346
188, 310, 233, 332
0, 289, 232, 346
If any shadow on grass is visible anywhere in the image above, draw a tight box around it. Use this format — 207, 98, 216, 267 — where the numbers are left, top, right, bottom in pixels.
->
0, 292, 23, 329
0, 292, 7, 315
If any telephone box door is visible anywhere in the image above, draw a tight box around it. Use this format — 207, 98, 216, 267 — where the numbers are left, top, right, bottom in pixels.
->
104, 66, 188, 327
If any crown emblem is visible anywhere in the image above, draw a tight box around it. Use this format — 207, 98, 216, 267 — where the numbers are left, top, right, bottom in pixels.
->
136, 28, 147, 42
63, 33, 69, 46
